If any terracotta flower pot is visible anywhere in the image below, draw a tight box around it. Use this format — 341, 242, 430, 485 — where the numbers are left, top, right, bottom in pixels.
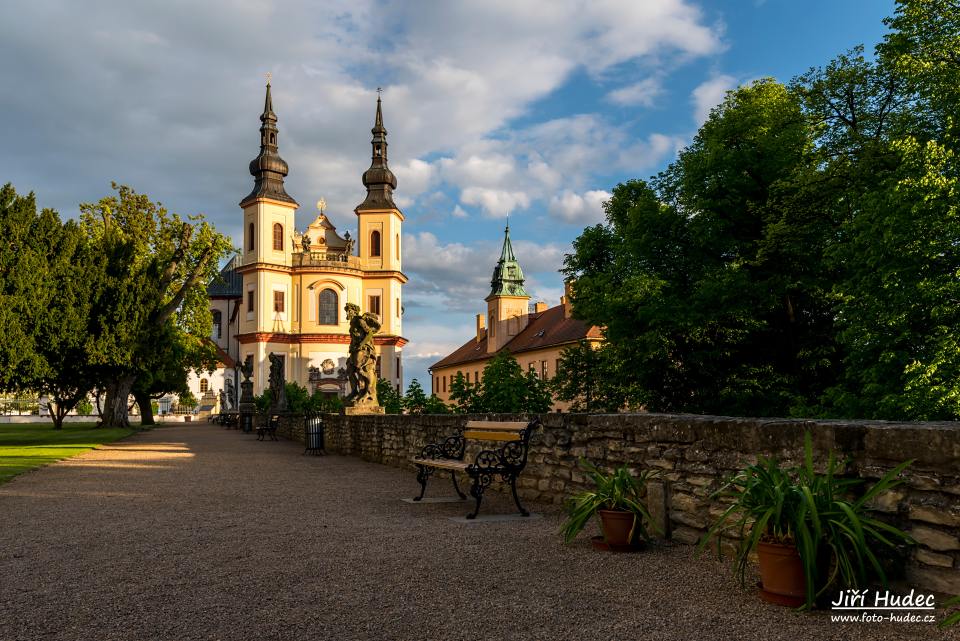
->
757, 540, 806, 607
598, 509, 636, 546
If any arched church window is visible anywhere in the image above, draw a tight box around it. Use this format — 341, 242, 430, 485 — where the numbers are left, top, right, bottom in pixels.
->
318, 289, 338, 325
371, 230, 381, 257
199, 379, 208, 393
212, 310, 222, 339
273, 223, 283, 251
247, 222, 255, 251
270, 133, 276, 145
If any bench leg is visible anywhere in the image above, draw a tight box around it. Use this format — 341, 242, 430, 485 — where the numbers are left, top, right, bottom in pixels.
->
450, 472, 466, 500
467, 473, 492, 520
414, 465, 433, 501
509, 476, 529, 517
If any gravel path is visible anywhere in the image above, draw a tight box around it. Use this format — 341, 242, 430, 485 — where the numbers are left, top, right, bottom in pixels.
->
0, 423, 954, 641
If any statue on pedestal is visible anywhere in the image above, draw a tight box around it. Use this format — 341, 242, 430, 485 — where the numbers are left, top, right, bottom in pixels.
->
268, 352, 287, 412
344, 303, 381, 411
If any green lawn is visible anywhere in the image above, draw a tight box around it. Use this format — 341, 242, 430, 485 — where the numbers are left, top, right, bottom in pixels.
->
0, 423, 135, 485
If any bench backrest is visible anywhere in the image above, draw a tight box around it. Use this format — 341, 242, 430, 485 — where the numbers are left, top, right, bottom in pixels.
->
463, 420, 529, 441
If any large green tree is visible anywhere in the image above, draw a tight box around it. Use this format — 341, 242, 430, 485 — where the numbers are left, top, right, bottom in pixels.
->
564, 1, 960, 420
81, 184, 233, 427
0, 185, 97, 428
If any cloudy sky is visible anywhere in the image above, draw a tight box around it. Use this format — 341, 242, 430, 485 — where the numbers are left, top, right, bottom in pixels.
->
1, 0, 894, 389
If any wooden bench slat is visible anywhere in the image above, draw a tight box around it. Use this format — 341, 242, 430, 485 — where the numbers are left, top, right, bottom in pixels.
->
463, 430, 523, 441
411, 458, 469, 471
464, 420, 528, 431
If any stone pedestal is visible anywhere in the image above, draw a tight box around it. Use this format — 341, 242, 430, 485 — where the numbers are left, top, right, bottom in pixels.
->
342, 405, 385, 415
239, 379, 255, 433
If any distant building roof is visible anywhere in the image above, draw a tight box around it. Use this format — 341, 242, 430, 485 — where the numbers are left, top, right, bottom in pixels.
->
208, 256, 242, 299
430, 303, 602, 371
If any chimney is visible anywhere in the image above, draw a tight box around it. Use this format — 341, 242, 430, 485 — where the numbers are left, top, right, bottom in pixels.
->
476, 313, 486, 343
563, 280, 574, 319
534, 301, 548, 314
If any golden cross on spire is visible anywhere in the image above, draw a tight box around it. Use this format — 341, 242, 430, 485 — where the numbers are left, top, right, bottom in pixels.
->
376, 86, 382, 97
316, 198, 326, 214
266, 71, 272, 85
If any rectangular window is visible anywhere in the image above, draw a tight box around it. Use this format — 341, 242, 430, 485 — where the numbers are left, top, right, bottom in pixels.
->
443, 375, 446, 393
556, 359, 561, 377
528, 362, 536, 377
396, 297, 400, 317
273, 290, 284, 313
368, 295, 381, 317
247, 291, 254, 312
541, 360, 548, 379
396, 357, 400, 376
376, 356, 382, 378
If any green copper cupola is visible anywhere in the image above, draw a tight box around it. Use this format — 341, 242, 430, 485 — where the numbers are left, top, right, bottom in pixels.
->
242, 81, 297, 207
489, 225, 528, 297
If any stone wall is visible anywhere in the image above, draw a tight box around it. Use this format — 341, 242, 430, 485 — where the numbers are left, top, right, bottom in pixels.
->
277, 412, 960, 595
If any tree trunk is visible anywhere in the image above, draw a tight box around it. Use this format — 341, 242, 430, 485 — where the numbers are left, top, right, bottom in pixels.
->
134, 389, 155, 426
48, 404, 66, 430
101, 375, 136, 428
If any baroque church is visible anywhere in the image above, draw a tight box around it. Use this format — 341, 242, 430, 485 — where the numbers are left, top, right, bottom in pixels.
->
429, 227, 601, 412
184, 82, 406, 411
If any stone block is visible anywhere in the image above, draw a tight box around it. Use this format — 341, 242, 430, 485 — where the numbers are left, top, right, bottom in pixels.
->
869, 489, 905, 513
915, 549, 955, 569
671, 526, 702, 545
906, 565, 960, 596
645, 459, 675, 470
537, 479, 551, 492
670, 510, 708, 529
645, 481, 669, 537
671, 492, 700, 514
910, 525, 960, 552
910, 505, 960, 528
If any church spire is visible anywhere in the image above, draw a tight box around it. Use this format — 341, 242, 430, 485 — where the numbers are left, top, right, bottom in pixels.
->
489, 224, 528, 297
357, 92, 398, 211
241, 80, 297, 207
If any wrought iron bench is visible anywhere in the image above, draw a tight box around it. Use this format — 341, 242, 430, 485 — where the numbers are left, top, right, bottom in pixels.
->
410, 418, 541, 519
257, 415, 280, 441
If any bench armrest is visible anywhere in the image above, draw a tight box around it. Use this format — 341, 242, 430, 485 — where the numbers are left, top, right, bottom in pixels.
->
417, 432, 465, 461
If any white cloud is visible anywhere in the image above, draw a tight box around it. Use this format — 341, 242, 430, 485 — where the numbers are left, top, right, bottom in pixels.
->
548, 190, 611, 225
452, 205, 469, 218
460, 187, 531, 218
607, 77, 665, 107
692, 74, 739, 125
393, 158, 436, 196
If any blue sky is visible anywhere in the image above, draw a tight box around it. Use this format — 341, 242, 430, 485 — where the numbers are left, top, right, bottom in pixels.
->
0, 0, 895, 390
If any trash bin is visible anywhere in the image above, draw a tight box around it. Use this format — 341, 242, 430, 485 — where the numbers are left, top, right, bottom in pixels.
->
304, 414, 325, 455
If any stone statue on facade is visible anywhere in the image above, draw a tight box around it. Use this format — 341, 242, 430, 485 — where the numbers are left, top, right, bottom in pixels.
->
301, 234, 311, 253
268, 352, 287, 412
344, 303, 381, 411
343, 231, 355, 258
224, 378, 236, 410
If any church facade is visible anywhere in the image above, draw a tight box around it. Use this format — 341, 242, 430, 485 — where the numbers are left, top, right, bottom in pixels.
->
428, 227, 601, 412
187, 83, 407, 409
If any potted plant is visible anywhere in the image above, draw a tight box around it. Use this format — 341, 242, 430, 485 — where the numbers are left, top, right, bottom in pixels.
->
701, 432, 913, 608
561, 460, 659, 550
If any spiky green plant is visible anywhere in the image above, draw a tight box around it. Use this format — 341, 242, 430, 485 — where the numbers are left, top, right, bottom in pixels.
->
560, 459, 659, 544
941, 596, 960, 629
700, 431, 913, 608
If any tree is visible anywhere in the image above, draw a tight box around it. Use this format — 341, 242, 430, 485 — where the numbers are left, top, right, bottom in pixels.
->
449, 372, 483, 413
0, 185, 98, 428
473, 352, 552, 414
552, 340, 624, 412
80, 184, 233, 427
377, 378, 403, 414
423, 394, 450, 414
402, 379, 429, 415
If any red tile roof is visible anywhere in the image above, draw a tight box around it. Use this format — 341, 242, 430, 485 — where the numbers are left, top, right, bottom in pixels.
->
430, 303, 601, 371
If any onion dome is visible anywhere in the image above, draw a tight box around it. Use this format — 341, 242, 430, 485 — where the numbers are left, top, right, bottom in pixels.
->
240, 81, 297, 207
356, 95, 399, 211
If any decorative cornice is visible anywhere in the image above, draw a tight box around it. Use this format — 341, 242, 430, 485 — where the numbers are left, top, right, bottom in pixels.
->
237, 332, 408, 347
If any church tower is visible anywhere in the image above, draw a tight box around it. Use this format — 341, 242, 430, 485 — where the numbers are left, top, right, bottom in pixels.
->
237, 81, 298, 388
486, 225, 530, 353
355, 95, 406, 388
